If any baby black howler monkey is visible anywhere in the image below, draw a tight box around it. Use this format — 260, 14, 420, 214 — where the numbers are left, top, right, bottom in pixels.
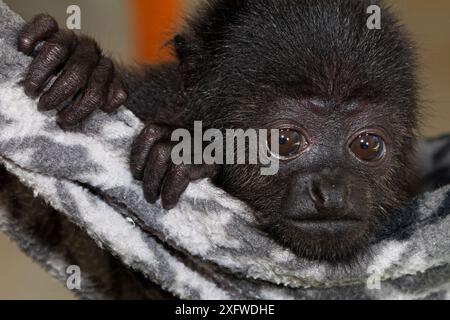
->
18, 0, 419, 262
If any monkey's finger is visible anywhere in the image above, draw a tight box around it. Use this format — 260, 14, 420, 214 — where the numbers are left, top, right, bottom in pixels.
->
57, 57, 114, 129
160, 164, 190, 210
130, 125, 171, 180
101, 77, 128, 113
23, 31, 77, 97
161, 164, 219, 210
18, 14, 59, 55
142, 142, 173, 203
37, 37, 100, 111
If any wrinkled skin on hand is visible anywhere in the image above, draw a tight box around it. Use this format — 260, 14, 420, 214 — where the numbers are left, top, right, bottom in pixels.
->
130, 124, 218, 209
18, 14, 127, 129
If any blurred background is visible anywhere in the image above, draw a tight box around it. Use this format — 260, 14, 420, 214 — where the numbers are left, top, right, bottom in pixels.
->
0, 0, 449, 299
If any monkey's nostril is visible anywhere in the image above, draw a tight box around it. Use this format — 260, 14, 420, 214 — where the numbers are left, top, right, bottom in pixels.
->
308, 183, 323, 204
308, 180, 348, 210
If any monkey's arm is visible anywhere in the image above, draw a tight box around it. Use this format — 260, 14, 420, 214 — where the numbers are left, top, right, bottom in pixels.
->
18, 14, 218, 209
18, 14, 189, 127
121, 64, 189, 126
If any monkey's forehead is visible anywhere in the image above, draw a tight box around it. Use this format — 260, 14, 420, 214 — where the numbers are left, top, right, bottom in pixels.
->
191, 0, 416, 95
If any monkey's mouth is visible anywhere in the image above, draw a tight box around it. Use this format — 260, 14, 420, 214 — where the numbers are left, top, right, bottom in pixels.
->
263, 215, 371, 261
287, 217, 364, 234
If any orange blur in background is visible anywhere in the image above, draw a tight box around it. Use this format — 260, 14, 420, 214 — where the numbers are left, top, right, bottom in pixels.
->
132, 0, 181, 64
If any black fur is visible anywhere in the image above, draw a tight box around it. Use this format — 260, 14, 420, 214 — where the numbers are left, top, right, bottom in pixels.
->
19, 0, 420, 262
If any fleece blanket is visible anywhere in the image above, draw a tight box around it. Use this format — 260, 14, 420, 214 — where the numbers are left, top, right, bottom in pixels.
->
0, 1, 450, 300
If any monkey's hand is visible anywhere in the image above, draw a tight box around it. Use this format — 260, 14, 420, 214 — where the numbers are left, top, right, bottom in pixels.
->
130, 124, 219, 210
17, 14, 127, 129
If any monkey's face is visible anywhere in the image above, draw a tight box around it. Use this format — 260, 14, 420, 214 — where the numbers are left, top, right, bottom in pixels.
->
218, 97, 416, 262
184, 0, 418, 261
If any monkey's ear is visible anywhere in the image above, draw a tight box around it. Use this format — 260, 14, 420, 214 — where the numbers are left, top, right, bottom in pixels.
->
173, 34, 199, 63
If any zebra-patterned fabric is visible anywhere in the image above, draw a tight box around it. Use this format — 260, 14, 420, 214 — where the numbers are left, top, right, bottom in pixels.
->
0, 1, 449, 300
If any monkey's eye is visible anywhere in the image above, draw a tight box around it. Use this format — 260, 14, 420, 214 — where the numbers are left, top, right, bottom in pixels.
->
350, 133, 386, 162
269, 128, 308, 160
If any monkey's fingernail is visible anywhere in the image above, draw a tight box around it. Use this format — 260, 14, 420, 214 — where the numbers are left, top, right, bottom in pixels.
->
144, 192, 158, 204
162, 201, 177, 210
18, 37, 33, 54
56, 118, 71, 130
37, 97, 53, 111
24, 81, 41, 98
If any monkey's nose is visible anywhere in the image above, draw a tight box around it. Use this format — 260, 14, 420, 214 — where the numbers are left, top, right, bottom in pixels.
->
308, 178, 349, 211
